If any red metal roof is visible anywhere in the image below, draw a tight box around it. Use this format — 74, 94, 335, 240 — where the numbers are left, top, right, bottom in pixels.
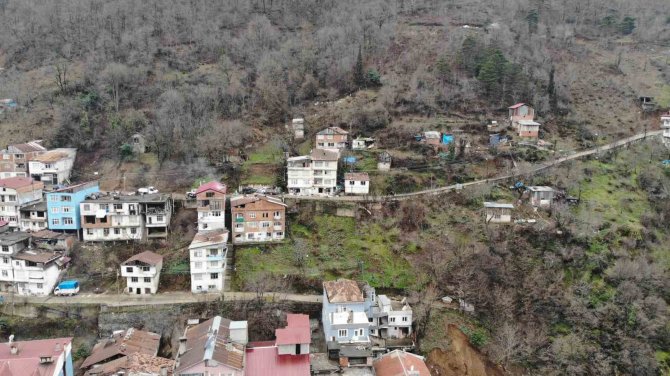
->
245, 345, 310, 376
0, 177, 39, 189
373, 350, 431, 376
0, 337, 72, 376
195, 181, 227, 195
275, 314, 311, 345
508, 102, 526, 109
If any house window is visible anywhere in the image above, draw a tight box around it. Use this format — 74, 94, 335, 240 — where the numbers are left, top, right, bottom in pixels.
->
52, 219, 60, 225
157, 215, 164, 222
354, 329, 363, 337
209, 261, 218, 267
142, 266, 150, 272
274, 221, 281, 227
261, 222, 270, 228
99, 204, 108, 210
338, 329, 348, 337
390, 317, 396, 323
349, 180, 354, 185
86, 229, 93, 235
130, 227, 137, 234
37, 283, 43, 289
144, 277, 150, 283
83, 204, 90, 211
131, 277, 138, 282
126, 267, 133, 273
60, 196, 71, 202
402, 317, 408, 322
208, 249, 218, 256
51, 207, 60, 214
206, 192, 214, 198
1, 270, 6, 277
63, 217, 73, 225
247, 222, 257, 228
275, 232, 284, 237
128, 287, 133, 292
249, 213, 256, 219
361, 181, 366, 185
62, 206, 71, 213
274, 211, 281, 218
194, 274, 203, 281
194, 250, 202, 257
103, 228, 110, 236
2, 257, 7, 263
208, 285, 216, 290
194, 262, 202, 269
1, 246, 8, 253
262, 212, 269, 218
210, 273, 219, 280
114, 204, 122, 210
212, 211, 221, 217
235, 223, 243, 229
114, 228, 121, 235
236, 213, 243, 219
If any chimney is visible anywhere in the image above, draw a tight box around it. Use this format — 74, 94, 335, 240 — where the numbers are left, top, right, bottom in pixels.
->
178, 336, 187, 355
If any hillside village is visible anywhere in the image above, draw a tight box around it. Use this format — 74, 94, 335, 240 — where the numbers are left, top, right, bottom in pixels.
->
0, 0, 669, 375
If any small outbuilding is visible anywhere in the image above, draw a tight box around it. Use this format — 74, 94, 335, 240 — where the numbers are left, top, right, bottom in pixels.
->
378, 151, 392, 171
517, 120, 540, 139
527, 186, 555, 208
344, 173, 370, 195
352, 137, 375, 150
131, 133, 146, 154
484, 202, 513, 223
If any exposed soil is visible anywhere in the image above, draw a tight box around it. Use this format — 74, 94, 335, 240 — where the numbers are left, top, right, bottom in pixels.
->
427, 324, 505, 376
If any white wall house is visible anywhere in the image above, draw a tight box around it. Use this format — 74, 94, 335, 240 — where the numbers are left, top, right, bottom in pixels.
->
0, 177, 44, 230
19, 200, 48, 232
368, 294, 413, 340
195, 181, 227, 232
27, 148, 77, 188
344, 173, 370, 195
287, 149, 339, 196
527, 186, 555, 208
121, 251, 163, 294
484, 202, 514, 223
189, 229, 228, 293
662, 113, 670, 138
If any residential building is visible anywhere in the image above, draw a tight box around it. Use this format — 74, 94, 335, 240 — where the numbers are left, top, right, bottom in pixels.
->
31, 229, 75, 251
121, 251, 163, 295
19, 199, 48, 232
661, 112, 670, 138
378, 151, 392, 171
287, 149, 339, 196
84, 352, 174, 376
287, 117, 305, 139
0, 232, 30, 292
484, 202, 514, 223
315, 126, 349, 152
508, 102, 535, 128
372, 350, 431, 376
189, 229, 228, 293
80, 193, 172, 242
344, 173, 370, 195
422, 131, 441, 146
0, 177, 44, 229
230, 194, 286, 244
322, 279, 372, 367
175, 316, 248, 376
130, 133, 146, 154
47, 181, 100, 236
12, 248, 65, 296
245, 314, 311, 376
28, 148, 77, 189
80, 328, 161, 372
517, 120, 540, 139
0, 141, 47, 179
527, 186, 555, 208
366, 291, 413, 341
0, 336, 74, 376
352, 137, 375, 150
195, 181, 226, 232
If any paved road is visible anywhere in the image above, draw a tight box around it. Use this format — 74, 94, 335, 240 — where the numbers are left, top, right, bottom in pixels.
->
1, 291, 323, 307
284, 130, 664, 202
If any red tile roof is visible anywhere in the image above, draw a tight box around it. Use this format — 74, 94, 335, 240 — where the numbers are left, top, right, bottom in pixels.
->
373, 350, 431, 376
123, 251, 163, 266
0, 177, 39, 189
275, 314, 311, 345
196, 181, 227, 195
323, 279, 364, 303
81, 328, 160, 369
344, 172, 370, 181
508, 102, 526, 109
0, 337, 72, 376
245, 345, 310, 376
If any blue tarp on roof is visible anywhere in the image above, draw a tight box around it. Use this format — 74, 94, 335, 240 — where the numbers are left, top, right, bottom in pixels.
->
57, 280, 79, 289
441, 134, 454, 144
343, 156, 357, 164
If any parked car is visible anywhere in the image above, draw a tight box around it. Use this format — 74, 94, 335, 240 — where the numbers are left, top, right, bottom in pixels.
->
185, 189, 197, 199
54, 280, 80, 296
137, 186, 159, 195
241, 187, 256, 194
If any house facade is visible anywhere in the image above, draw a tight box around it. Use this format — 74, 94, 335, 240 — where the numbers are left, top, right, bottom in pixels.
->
80, 193, 172, 242
47, 181, 100, 235
316, 127, 349, 152
508, 103, 535, 128
484, 202, 513, 223
344, 173, 370, 195
19, 200, 48, 232
0, 177, 44, 229
175, 316, 248, 376
189, 229, 228, 293
287, 117, 305, 139
287, 149, 339, 196
366, 288, 413, 341
230, 194, 286, 244
0, 141, 47, 179
527, 186, 555, 207
195, 181, 226, 232
352, 137, 375, 150
661, 112, 670, 138
0, 337, 74, 376
121, 251, 163, 295
28, 148, 77, 189
0, 232, 30, 292
378, 151, 392, 171
518, 120, 540, 138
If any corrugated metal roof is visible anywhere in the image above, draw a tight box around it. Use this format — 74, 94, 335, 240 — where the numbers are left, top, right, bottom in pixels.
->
483, 202, 514, 209
196, 181, 227, 195
344, 172, 370, 181
245, 345, 310, 376
373, 350, 431, 376
275, 314, 311, 345
508, 102, 527, 109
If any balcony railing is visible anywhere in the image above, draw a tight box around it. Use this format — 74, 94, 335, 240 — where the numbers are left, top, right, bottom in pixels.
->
235, 217, 244, 223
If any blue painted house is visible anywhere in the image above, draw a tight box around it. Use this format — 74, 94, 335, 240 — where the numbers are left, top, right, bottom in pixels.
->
47, 181, 99, 236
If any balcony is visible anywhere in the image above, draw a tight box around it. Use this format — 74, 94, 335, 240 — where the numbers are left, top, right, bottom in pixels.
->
207, 254, 224, 261
234, 227, 244, 233
273, 225, 282, 231
235, 217, 244, 223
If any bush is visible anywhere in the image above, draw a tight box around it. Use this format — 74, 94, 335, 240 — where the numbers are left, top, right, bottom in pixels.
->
74, 344, 91, 360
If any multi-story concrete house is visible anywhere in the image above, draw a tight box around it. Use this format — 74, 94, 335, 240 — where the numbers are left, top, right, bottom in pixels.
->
80, 193, 172, 242
81, 328, 161, 373
287, 149, 339, 196
0, 336, 74, 376
0, 177, 44, 230
195, 181, 226, 232
189, 229, 228, 293
47, 181, 99, 236
322, 279, 372, 367
286, 117, 305, 139
0, 232, 66, 296
230, 194, 286, 244
246, 314, 311, 376
366, 289, 413, 341
28, 148, 77, 189
121, 251, 163, 295
175, 316, 248, 376
19, 199, 48, 232
0, 141, 47, 179
344, 172, 370, 195
315, 126, 349, 152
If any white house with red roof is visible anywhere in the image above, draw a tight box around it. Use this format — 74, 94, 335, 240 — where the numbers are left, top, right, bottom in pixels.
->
245, 314, 311, 376
121, 251, 163, 295
0, 336, 74, 376
0, 177, 44, 229
195, 181, 227, 231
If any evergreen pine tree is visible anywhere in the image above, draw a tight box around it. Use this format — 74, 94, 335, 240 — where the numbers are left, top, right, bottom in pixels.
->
353, 45, 365, 89
548, 66, 557, 112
